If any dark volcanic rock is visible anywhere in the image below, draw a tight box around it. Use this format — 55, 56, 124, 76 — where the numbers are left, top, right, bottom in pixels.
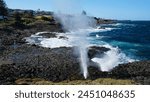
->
0, 21, 63, 46
0, 43, 150, 85
38, 32, 57, 38
0, 43, 112, 84
38, 32, 68, 39
111, 61, 150, 84
88, 46, 110, 59
0, 45, 84, 84
58, 36, 68, 40
1, 20, 150, 85
88, 67, 109, 80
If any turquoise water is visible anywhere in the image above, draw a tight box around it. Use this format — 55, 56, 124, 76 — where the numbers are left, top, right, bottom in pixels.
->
89, 21, 150, 60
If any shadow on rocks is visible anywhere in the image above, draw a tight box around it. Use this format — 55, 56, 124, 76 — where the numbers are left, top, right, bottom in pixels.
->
110, 61, 150, 84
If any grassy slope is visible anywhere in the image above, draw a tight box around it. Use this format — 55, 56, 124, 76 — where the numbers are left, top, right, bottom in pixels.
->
15, 78, 135, 85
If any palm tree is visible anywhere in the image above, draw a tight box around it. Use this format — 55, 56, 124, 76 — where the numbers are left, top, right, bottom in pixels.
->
0, 0, 8, 19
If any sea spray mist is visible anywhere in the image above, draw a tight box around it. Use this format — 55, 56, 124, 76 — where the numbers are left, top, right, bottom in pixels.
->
54, 13, 95, 78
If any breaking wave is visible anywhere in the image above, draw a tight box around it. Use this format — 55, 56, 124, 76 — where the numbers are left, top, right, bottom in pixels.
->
25, 26, 136, 72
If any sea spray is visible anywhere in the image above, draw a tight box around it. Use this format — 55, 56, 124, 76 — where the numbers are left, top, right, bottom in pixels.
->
54, 13, 95, 78
91, 45, 135, 71
51, 0, 96, 78
75, 33, 89, 78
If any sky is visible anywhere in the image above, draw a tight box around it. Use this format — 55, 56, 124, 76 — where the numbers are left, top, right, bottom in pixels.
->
4, 0, 150, 20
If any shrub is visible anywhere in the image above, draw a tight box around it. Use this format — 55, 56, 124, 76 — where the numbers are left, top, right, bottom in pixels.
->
22, 18, 35, 25
35, 15, 53, 21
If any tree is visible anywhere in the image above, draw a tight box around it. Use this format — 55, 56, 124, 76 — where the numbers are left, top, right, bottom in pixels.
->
23, 10, 34, 18
13, 12, 22, 27
0, 0, 8, 19
14, 12, 21, 21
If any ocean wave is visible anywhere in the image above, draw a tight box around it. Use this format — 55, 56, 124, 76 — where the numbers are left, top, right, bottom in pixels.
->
85, 27, 118, 33
40, 38, 72, 48
25, 32, 72, 48
98, 23, 123, 27
91, 44, 135, 71
25, 31, 136, 71
108, 23, 123, 27
99, 23, 136, 28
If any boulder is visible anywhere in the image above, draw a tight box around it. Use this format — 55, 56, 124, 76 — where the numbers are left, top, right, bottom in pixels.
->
111, 61, 150, 84
88, 46, 110, 59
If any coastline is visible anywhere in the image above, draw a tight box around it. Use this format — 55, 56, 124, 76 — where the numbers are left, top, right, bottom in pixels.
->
0, 10, 150, 85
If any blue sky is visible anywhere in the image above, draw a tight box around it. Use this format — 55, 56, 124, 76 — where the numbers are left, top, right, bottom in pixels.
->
5, 0, 150, 20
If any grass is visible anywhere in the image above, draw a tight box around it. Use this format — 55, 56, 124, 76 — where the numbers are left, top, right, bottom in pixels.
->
22, 18, 36, 25
0, 20, 15, 27
15, 78, 136, 85
35, 15, 53, 21
0, 15, 53, 27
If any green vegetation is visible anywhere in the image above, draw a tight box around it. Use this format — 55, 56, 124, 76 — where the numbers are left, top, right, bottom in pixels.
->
0, 0, 8, 19
0, 1, 121, 85
35, 15, 53, 21
15, 78, 135, 85
23, 10, 34, 18
0, 0, 54, 28
0, 12, 54, 28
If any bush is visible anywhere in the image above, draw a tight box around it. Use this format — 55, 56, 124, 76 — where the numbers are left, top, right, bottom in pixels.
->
22, 18, 35, 25
41, 16, 49, 21
23, 11, 34, 18
0, 0, 8, 20
35, 15, 53, 21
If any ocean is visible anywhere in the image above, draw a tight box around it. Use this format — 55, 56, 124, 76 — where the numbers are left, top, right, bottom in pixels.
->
26, 21, 150, 73
89, 21, 150, 60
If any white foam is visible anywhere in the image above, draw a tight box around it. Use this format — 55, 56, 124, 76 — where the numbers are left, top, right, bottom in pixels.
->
86, 27, 117, 33
25, 35, 43, 45
109, 23, 135, 27
107, 23, 123, 27
40, 38, 72, 48
95, 35, 107, 39
25, 31, 136, 74
96, 34, 100, 38
91, 45, 135, 71
25, 32, 72, 48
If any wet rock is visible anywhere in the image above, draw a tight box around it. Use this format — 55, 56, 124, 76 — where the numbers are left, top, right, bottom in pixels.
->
58, 36, 68, 40
38, 32, 57, 38
0, 45, 83, 84
88, 46, 110, 59
0, 21, 150, 85
0, 44, 150, 85
0, 44, 112, 84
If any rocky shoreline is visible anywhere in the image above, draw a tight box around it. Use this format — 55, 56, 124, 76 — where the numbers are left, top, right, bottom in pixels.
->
0, 19, 150, 85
